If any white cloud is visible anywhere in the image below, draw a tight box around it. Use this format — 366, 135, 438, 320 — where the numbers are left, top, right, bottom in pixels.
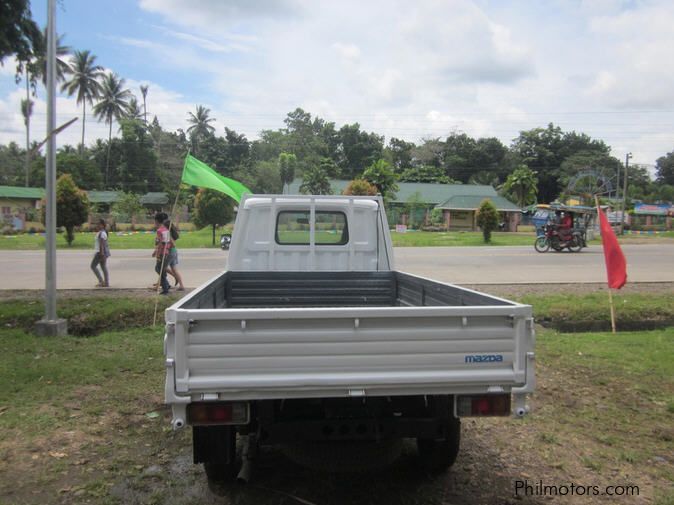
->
1, 0, 673, 171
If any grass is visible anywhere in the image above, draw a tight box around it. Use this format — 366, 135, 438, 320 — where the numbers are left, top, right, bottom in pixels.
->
0, 224, 233, 250
0, 294, 672, 503
518, 292, 674, 331
2, 226, 673, 250
0, 295, 179, 336
390, 230, 536, 247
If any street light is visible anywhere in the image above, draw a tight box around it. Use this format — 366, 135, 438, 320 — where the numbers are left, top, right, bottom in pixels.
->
619, 152, 632, 235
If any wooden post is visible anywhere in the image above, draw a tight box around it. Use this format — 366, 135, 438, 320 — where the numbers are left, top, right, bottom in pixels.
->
607, 288, 617, 334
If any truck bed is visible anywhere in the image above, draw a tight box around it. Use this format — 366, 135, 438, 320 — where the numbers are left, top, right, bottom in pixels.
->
165, 271, 534, 422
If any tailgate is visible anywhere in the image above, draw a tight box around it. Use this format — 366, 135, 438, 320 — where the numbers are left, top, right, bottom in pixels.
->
165, 305, 534, 400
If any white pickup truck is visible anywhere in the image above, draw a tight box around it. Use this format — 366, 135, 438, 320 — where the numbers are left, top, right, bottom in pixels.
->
164, 194, 535, 483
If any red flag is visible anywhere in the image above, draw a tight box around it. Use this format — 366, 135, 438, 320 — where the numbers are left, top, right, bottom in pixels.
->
597, 207, 627, 289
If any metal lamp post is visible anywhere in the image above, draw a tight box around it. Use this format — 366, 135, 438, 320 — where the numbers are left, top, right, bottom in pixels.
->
35, 0, 67, 336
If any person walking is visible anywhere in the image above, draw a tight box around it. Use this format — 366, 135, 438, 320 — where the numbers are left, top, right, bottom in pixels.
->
91, 218, 110, 287
152, 212, 171, 295
165, 218, 185, 291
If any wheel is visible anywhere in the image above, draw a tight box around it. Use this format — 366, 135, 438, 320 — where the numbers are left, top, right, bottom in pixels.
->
534, 237, 549, 253
417, 417, 461, 473
568, 237, 583, 252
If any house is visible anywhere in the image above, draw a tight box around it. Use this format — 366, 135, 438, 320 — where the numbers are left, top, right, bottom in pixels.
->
631, 203, 673, 231
284, 180, 521, 231
0, 185, 45, 230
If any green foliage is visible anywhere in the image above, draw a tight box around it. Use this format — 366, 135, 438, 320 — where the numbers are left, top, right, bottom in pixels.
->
362, 159, 398, 200
476, 199, 499, 243
186, 105, 216, 155
111, 191, 143, 222
656, 150, 674, 185
343, 179, 377, 196
278, 152, 297, 191
405, 191, 426, 228
115, 119, 160, 192
430, 208, 445, 226
399, 164, 456, 184
502, 165, 538, 207
56, 151, 102, 189
300, 165, 332, 195
193, 188, 234, 245
0, 0, 41, 64
50, 174, 89, 245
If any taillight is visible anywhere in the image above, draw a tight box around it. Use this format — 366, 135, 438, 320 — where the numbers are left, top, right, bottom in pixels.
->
187, 402, 249, 425
456, 394, 511, 417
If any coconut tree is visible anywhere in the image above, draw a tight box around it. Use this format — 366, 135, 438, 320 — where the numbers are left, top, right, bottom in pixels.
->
186, 105, 216, 155
61, 50, 103, 155
31, 28, 71, 86
140, 84, 149, 124
93, 73, 132, 185
125, 97, 144, 121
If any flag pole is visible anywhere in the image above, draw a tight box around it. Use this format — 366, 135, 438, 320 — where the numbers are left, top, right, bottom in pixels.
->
595, 195, 617, 334
152, 152, 189, 326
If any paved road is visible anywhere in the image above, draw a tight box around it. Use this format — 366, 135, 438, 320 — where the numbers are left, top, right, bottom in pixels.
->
1, 244, 672, 289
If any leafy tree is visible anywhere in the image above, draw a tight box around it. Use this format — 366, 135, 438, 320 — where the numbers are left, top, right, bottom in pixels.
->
111, 191, 143, 222
502, 165, 538, 207
193, 188, 234, 245
0, 0, 41, 63
61, 49, 103, 154
362, 159, 398, 200
343, 179, 377, 196
56, 150, 102, 189
187, 105, 216, 155
405, 191, 425, 228
656, 151, 674, 185
400, 165, 455, 184
278, 152, 297, 192
116, 119, 160, 193
50, 174, 89, 245
476, 199, 498, 243
300, 165, 331, 195
93, 73, 132, 185
337, 123, 384, 179
510, 123, 610, 203
386, 137, 415, 171
430, 208, 445, 226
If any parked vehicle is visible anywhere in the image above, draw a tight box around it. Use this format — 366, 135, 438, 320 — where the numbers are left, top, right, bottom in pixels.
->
220, 233, 231, 250
164, 195, 535, 484
534, 224, 584, 252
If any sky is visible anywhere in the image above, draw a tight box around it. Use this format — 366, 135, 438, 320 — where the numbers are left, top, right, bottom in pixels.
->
1, 0, 673, 173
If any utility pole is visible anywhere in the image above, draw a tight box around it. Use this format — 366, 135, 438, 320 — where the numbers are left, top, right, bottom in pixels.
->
619, 152, 632, 236
35, 0, 67, 336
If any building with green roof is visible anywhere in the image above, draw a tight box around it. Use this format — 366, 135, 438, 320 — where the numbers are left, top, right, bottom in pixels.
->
0, 186, 45, 230
284, 180, 521, 231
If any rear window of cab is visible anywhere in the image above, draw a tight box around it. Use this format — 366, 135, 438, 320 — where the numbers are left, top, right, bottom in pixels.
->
275, 211, 348, 245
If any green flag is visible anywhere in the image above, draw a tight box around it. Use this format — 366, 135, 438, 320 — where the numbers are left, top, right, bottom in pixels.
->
181, 154, 251, 202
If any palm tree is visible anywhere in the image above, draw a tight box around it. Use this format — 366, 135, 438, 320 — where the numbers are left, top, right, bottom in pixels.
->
186, 105, 216, 155
21, 97, 34, 186
31, 28, 71, 86
93, 73, 132, 185
140, 84, 149, 124
61, 50, 103, 155
502, 166, 538, 207
125, 97, 144, 121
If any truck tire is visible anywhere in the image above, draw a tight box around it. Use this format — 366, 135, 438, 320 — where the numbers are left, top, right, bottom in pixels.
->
416, 417, 460, 472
